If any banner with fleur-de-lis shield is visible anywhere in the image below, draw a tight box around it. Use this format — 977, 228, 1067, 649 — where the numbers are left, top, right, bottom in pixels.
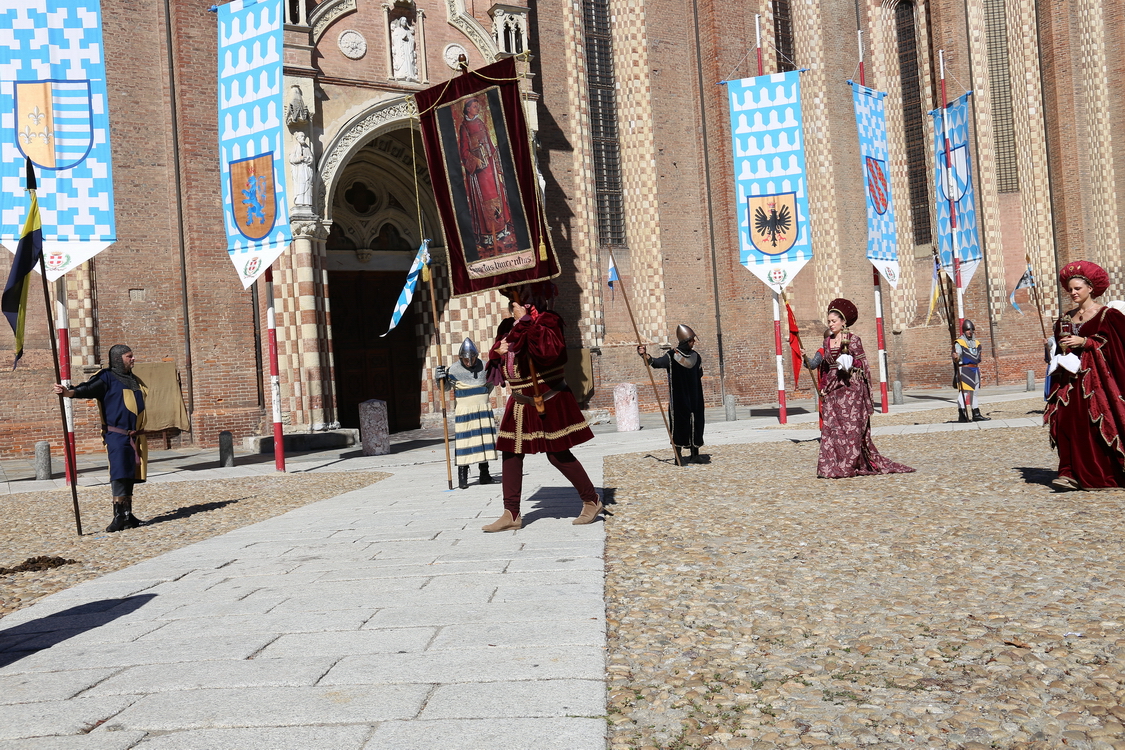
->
726, 71, 813, 292
0, 0, 117, 280
218, 0, 291, 288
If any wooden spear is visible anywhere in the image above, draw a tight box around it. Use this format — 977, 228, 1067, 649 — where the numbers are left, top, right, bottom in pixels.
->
607, 248, 681, 466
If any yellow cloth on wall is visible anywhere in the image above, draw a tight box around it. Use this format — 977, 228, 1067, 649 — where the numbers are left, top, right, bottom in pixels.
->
131, 362, 190, 432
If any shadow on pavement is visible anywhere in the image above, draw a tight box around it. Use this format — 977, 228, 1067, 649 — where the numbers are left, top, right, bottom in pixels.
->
144, 499, 243, 526
1016, 466, 1056, 488
0, 594, 156, 669
521, 486, 600, 526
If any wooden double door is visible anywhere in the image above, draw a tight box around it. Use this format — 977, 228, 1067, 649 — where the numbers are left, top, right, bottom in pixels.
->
329, 271, 422, 432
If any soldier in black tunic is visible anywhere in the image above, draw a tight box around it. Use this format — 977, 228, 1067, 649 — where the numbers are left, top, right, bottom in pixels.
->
638, 324, 707, 464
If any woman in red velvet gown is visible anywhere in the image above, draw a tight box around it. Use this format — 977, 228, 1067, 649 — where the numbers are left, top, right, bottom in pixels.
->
804, 298, 914, 479
1044, 261, 1125, 491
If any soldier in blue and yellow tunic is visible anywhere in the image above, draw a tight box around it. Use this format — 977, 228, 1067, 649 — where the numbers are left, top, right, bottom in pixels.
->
54, 344, 148, 532
437, 338, 498, 489
953, 319, 990, 422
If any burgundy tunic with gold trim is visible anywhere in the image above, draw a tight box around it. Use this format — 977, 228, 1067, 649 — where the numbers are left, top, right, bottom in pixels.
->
489, 310, 593, 454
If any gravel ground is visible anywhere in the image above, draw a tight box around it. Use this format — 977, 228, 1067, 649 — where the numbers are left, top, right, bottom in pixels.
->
0, 471, 388, 619
603, 420, 1125, 750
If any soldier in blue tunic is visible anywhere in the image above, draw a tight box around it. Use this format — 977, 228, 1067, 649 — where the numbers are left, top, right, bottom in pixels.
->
53, 344, 148, 532
953, 319, 990, 422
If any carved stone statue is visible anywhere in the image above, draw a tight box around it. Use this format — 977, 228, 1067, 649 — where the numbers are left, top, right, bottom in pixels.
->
390, 16, 417, 81
285, 84, 309, 126
289, 131, 314, 207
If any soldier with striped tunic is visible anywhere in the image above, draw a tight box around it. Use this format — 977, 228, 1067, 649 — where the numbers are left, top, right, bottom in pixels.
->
437, 338, 498, 488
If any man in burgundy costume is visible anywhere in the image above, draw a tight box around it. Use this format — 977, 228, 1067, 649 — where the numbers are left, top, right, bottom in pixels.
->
483, 287, 601, 531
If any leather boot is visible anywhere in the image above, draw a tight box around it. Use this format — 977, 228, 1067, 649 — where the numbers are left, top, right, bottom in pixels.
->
972, 409, 991, 422
458, 465, 469, 489
573, 498, 603, 525
482, 510, 522, 532
674, 447, 685, 466
106, 498, 128, 533
958, 409, 971, 423
478, 462, 493, 485
689, 447, 700, 464
123, 497, 143, 529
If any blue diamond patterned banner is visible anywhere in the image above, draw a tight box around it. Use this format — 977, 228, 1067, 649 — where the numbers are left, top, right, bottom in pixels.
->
0, 0, 117, 281
850, 81, 900, 289
931, 92, 981, 282
218, 0, 291, 288
726, 71, 812, 292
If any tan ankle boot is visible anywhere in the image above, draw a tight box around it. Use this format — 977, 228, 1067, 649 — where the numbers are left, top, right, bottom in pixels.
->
572, 499, 603, 525
482, 510, 522, 532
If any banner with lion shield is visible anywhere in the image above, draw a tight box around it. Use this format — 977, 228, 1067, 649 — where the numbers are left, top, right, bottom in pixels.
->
217, 0, 292, 288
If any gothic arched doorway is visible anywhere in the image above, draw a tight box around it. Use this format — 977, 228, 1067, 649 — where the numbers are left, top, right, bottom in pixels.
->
325, 128, 438, 432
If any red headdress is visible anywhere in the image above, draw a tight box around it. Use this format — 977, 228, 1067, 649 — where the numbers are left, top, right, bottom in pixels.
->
827, 298, 859, 327
1059, 260, 1110, 298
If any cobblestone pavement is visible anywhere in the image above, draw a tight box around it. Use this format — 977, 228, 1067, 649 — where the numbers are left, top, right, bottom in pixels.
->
0, 472, 388, 619
602, 422, 1125, 750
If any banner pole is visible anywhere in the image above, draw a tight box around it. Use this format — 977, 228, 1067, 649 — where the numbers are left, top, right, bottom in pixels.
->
54, 276, 78, 482
427, 269, 454, 491
857, 31, 889, 413
264, 266, 285, 472
608, 249, 680, 466
772, 290, 787, 424
39, 241, 82, 536
939, 51, 965, 332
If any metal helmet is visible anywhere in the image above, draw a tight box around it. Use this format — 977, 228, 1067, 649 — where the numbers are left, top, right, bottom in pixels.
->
457, 337, 479, 364
961, 319, 975, 336
675, 324, 697, 342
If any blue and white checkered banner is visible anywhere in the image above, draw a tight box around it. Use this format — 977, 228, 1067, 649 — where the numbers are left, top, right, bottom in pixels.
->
218, 0, 290, 288
931, 92, 981, 286
382, 240, 430, 338
0, 0, 116, 281
850, 81, 900, 289
726, 71, 812, 292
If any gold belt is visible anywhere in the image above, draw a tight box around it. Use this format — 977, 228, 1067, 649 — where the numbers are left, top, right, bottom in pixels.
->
510, 380, 566, 405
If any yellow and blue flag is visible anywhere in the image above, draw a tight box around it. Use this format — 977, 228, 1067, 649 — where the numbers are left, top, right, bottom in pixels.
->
2, 165, 44, 369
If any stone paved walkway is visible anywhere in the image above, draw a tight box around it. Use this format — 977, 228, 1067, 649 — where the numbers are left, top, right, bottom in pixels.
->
0, 385, 1060, 748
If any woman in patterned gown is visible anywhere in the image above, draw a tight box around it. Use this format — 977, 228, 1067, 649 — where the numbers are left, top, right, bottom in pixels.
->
803, 298, 914, 479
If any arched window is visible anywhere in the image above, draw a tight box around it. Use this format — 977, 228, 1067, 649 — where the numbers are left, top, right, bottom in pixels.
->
773, 0, 796, 73
896, 1, 933, 247
983, 0, 1018, 192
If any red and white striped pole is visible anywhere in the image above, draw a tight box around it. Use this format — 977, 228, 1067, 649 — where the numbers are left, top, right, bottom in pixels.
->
756, 13, 788, 424
939, 51, 964, 330
858, 31, 889, 413
264, 265, 285, 472
54, 277, 77, 483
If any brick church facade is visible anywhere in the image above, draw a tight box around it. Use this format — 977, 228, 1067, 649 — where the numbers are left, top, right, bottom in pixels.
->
1, 0, 1122, 455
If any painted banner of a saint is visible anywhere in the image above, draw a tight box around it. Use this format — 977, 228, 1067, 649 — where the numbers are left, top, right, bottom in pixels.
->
436, 87, 532, 268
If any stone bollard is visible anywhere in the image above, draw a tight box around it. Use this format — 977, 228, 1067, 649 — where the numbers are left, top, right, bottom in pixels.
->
218, 431, 235, 468
1027, 370, 1036, 392
359, 399, 391, 455
724, 394, 738, 421
892, 380, 904, 405
613, 383, 640, 432
34, 440, 51, 480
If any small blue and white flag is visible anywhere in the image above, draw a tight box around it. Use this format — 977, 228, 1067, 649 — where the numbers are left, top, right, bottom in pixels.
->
1009, 266, 1035, 314
381, 239, 430, 337
607, 254, 619, 300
